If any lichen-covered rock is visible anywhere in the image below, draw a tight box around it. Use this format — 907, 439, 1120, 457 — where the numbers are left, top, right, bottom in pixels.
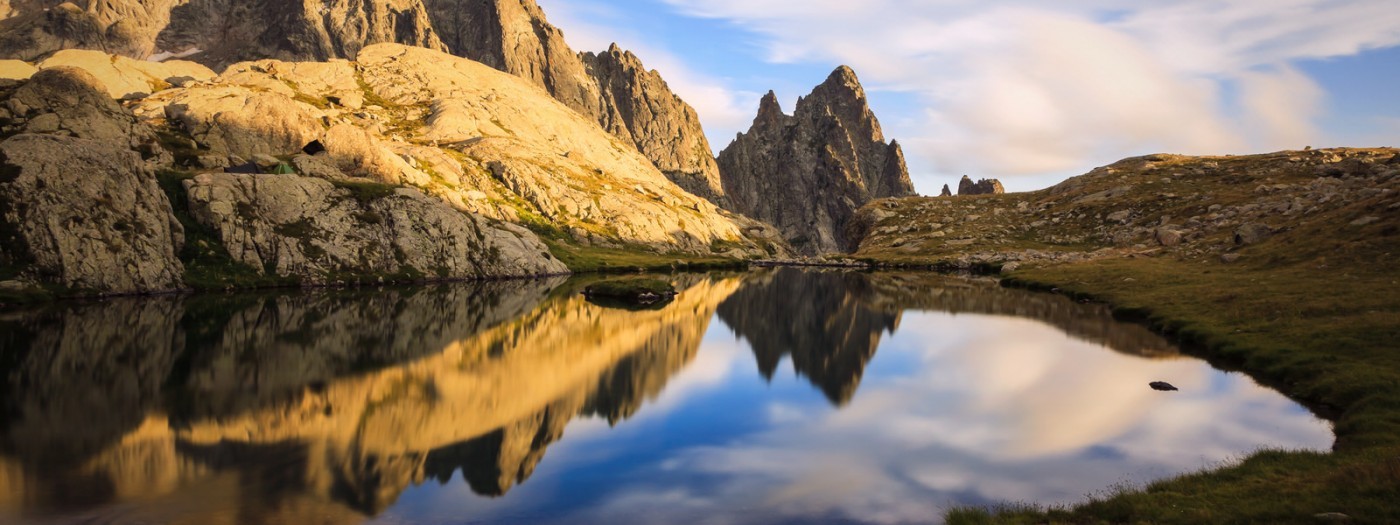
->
0, 134, 184, 293
182, 171, 566, 283
350, 44, 768, 253
718, 67, 916, 255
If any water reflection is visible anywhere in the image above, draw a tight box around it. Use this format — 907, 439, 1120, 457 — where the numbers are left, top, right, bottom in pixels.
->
0, 269, 1331, 524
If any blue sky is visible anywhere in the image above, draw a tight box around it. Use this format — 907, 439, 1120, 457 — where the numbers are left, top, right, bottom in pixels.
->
536, 0, 1400, 193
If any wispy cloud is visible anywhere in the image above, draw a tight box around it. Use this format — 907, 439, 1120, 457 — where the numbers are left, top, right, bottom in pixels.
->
657, 0, 1400, 185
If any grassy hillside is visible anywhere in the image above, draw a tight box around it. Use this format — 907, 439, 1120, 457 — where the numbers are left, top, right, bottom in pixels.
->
852, 148, 1400, 523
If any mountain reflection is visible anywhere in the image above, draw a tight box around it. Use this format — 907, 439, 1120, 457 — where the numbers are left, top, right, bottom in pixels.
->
0, 275, 739, 523
1, 270, 1191, 524
718, 269, 901, 405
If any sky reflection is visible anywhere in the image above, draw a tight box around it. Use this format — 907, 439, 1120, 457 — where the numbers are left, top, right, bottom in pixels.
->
0, 270, 1332, 525
374, 302, 1331, 525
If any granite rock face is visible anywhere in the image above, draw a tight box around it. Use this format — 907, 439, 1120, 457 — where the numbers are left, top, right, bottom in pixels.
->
0, 135, 185, 294
582, 44, 725, 203
717, 67, 915, 255
0, 67, 184, 294
958, 175, 1004, 195
0, 0, 726, 205
181, 172, 567, 283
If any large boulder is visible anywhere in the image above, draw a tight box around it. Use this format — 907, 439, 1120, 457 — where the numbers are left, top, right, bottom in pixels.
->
182, 172, 566, 283
2, 67, 162, 152
0, 134, 184, 293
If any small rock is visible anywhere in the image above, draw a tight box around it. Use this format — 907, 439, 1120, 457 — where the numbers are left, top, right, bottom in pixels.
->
1234, 223, 1273, 245
1155, 228, 1182, 247
1350, 216, 1379, 227
1149, 381, 1179, 391
1313, 513, 1351, 522
0, 280, 26, 292
251, 153, 280, 167
1000, 262, 1021, 273
1220, 253, 1241, 264
1107, 210, 1131, 223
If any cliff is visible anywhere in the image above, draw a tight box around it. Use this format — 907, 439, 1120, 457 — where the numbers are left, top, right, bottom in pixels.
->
717, 67, 915, 255
0, 0, 727, 205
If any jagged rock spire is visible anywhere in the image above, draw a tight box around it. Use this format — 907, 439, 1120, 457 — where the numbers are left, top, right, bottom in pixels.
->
717, 65, 916, 255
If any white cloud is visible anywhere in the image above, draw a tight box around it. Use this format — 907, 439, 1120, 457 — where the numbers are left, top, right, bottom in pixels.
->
658, 0, 1400, 187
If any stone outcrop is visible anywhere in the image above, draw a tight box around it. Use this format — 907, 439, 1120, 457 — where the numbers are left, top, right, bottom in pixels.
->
853, 148, 1400, 271
182, 172, 567, 283
958, 175, 1004, 195
940, 184, 952, 197
0, 67, 183, 295
0, 0, 728, 206
581, 44, 725, 202
717, 67, 916, 254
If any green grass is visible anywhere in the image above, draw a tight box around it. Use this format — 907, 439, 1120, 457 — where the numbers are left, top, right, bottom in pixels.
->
583, 278, 675, 298
541, 237, 747, 274
953, 255, 1400, 523
857, 148, 1400, 523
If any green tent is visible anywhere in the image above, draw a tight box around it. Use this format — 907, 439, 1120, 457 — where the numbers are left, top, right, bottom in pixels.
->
270, 162, 296, 175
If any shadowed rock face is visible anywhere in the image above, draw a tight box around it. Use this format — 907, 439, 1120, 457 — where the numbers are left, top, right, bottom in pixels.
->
718, 67, 916, 255
0, 68, 184, 294
582, 44, 726, 204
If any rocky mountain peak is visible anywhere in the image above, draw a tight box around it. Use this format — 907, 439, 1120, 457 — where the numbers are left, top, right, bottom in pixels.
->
754, 90, 787, 129
718, 66, 916, 255
0, 0, 728, 206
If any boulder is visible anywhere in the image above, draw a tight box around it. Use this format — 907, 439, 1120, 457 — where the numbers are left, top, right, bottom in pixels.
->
36, 49, 214, 99
958, 175, 1005, 195
0, 134, 184, 294
148, 85, 324, 158
3, 67, 162, 153
1234, 223, 1273, 245
181, 172, 566, 283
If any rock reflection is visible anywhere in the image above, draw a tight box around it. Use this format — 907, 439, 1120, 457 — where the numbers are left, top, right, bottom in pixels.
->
718, 269, 901, 405
0, 275, 740, 523
717, 268, 1176, 407
0, 269, 1301, 525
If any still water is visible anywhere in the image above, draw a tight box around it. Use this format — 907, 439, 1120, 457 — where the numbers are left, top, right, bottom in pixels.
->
0, 269, 1331, 524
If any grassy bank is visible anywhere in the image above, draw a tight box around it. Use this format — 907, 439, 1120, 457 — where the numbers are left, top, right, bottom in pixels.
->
847, 148, 1400, 523
941, 255, 1399, 524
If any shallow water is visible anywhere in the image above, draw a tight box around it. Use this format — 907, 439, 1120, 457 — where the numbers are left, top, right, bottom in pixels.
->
0, 269, 1331, 524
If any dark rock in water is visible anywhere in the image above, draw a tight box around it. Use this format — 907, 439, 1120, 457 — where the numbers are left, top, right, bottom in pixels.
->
583, 278, 677, 310
940, 184, 952, 197
1149, 381, 1179, 391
